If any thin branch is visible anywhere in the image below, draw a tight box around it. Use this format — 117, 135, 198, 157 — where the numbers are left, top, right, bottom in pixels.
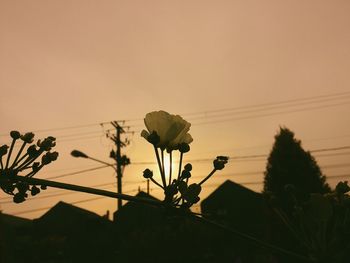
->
198, 168, 216, 186
0, 174, 317, 262
190, 214, 315, 263
0, 175, 163, 207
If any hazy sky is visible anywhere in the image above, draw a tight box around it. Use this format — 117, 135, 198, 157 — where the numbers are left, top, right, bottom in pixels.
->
1, 0, 350, 219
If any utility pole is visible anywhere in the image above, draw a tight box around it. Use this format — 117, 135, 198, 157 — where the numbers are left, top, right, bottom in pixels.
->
108, 121, 130, 210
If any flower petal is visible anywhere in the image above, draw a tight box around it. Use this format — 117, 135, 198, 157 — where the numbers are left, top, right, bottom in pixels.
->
141, 130, 150, 140
142, 110, 193, 150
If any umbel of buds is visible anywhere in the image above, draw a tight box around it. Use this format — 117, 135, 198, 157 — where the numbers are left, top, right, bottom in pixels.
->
0, 131, 58, 203
141, 110, 228, 208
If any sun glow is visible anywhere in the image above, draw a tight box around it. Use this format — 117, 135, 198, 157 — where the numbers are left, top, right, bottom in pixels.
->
163, 153, 171, 181
162, 152, 180, 184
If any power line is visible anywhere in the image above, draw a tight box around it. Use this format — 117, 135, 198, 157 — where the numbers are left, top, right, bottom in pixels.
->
10, 196, 108, 216
191, 100, 350, 126
20, 145, 349, 183
0, 123, 103, 137
123, 171, 350, 188
6, 188, 141, 216
186, 94, 350, 122
44, 165, 111, 180
2, 91, 350, 138
315, 152, 350, 158
120, 91, 350, 129
182, 91, 350, 117
130, 145, 350, 165
2, 145, 345, 185
5, 171, 350, 216
4, 168, 348, 203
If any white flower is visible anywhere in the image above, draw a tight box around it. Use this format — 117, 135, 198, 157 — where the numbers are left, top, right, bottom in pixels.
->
141, 110, 193, 150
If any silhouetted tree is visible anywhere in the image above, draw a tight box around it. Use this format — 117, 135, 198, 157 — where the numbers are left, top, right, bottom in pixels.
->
263, 127, 331, 206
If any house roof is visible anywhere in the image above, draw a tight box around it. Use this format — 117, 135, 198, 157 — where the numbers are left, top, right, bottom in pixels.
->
38, 201, 102, 221
201, 180, 261, 207
200, 180, 267, 239
0, 212, 32, 228
113, 191, 163, 226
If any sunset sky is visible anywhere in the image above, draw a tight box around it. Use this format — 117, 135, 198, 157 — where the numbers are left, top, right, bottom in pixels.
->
1, 0, 350, 219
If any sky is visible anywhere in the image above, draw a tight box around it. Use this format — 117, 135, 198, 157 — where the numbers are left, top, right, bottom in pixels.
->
1, 0, 350, 219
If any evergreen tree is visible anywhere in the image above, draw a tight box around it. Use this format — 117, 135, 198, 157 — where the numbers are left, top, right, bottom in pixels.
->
263, 127, 330, 205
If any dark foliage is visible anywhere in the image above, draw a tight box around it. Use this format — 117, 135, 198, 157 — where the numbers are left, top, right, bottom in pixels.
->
263, 127, 331, 208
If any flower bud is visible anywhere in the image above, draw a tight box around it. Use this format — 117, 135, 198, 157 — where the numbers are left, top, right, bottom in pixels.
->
183, 183, 201, 204
217, 156, 229, 161
1, 181, 15, 193
32, 162, 40, 173
178, 181, 187, 195
165, 184, 178, 197
181, 170, 191, 179
13, 193, 26, 203
27, 145, 38, 158
147, 131, 160, 146
213, 159, 225, 170
143, 169, 153, 179
41, 152, 59, 165
213, 156, 228, 170
21, 132, 34, 143
0, 145, 9, 157
10, 131, 21, 140
16, 182, 29, 193
184, 163, 192, 171
50, 151, 59, 161
39, 137, 56, 151
40, 185, 47, 190
31, 185, 40, 196
42, 154, 51, 165
179, 143, 190, 153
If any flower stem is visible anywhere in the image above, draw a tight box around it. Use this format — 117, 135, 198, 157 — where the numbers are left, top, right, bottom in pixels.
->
5, 139, 16, 169
25, 164, 44, 178
10, 141, 27, 168
154, 146, 166, 187
161, 150, 165, 182
198, 169, 217, 186
16, 150, 42, 171
168, 151, 172, 185
177, 152, 183, 181
13, 153, 29, 168
0, 174, 164, 207
150, 177, 164, 189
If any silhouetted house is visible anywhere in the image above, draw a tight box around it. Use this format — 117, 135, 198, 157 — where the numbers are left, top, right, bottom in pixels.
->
113, 191, 243, 263
113, 191, 164, 230
32, 201, 118, 263
35, 201, 112, 233
201, 180, 268, 240
0, 212, 33, 263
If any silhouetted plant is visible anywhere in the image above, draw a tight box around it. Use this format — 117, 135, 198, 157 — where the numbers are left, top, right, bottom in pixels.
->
263, 127, 330, 207
270, 181, 350, 262
0, 131, 58, 203
0, 122, 316, 262
141, 110, 228, 207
